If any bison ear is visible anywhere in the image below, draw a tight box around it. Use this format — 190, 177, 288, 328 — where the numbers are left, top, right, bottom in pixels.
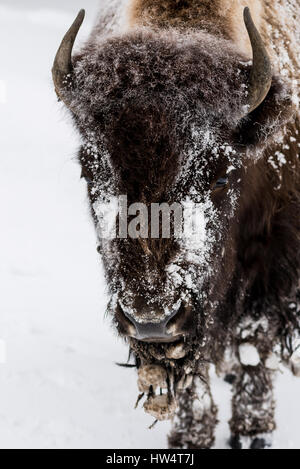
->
237, 76, 295, 148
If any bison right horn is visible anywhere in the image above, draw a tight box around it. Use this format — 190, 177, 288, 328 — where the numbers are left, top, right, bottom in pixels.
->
52, 9, 85, 107
243, 7, 272, 115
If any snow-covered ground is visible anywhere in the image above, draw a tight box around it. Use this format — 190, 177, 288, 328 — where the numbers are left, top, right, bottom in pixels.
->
0, 0, 300, 449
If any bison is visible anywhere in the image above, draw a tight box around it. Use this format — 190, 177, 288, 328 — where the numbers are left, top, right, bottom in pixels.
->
52, 0, 300, 449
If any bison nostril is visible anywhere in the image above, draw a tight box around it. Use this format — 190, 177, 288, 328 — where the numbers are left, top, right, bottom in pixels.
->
115, 303, 137, 337
167, 303, 195, 336
166, 301, 194, 336
116, 300, 192, 343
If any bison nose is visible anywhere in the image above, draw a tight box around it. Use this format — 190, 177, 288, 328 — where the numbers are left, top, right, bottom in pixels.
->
116, 301, 193, 343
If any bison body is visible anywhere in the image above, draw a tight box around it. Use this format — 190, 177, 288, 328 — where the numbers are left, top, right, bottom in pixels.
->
53, 0, 300, 448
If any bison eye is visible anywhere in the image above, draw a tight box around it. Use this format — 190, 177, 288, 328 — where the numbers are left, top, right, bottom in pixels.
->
213, 177, 229, 190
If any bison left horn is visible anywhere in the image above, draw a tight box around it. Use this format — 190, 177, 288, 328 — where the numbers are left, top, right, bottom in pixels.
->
243, 7, 272, 115
52, 9, 85, 106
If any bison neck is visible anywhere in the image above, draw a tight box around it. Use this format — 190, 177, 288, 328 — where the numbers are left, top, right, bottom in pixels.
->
127, 0, 263, 56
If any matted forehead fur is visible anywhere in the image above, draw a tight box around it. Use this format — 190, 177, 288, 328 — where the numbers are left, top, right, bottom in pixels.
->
72, 29, 248, 126
71, 26, 291, 195
70, 29, 252, 207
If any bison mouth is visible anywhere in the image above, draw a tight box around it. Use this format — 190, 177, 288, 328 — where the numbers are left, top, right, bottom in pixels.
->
114, 295, 209, 374
129, 334, 202, 370
138, 334, 184, 344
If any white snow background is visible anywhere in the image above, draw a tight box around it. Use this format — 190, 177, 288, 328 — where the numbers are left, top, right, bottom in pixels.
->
0, 0, 300, 449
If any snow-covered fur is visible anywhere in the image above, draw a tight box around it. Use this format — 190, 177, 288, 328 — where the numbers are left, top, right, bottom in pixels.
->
57, 0, 300, 448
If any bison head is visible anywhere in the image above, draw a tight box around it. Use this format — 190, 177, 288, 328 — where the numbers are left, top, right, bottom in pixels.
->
52, 9, 293, 372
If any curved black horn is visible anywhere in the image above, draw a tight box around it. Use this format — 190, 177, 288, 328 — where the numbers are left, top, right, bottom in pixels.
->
52, 9, 85, 105
243, 7, 272, 114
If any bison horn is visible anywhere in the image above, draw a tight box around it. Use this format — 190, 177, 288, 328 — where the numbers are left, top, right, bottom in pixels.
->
52, 9, 85, 106
243, 7, 272, 115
